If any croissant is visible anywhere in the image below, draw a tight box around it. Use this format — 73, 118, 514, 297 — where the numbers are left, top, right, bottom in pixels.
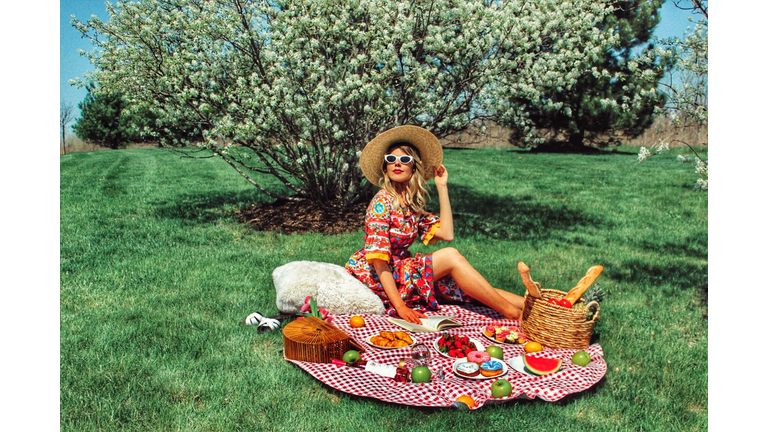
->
370, 336, 390, 347
387, 339, 410, 348
394, 331, 413, 344
380, 331, 396, 341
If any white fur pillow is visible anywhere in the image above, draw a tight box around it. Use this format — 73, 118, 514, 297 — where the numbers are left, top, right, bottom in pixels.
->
273, 261, 386, 315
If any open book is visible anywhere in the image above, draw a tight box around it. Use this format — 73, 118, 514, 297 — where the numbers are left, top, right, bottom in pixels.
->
387, 316, 462, 332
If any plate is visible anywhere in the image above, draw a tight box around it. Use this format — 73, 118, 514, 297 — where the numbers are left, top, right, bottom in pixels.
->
507, 355, 537, 376
452, 358, 508, 380
481, 332, 526, 346
432, 336, 485, 359
365, 334, 416, 350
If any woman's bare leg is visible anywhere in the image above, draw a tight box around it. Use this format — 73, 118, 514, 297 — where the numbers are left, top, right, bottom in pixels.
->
495, 288, 525, 311
431, 247, 524, 320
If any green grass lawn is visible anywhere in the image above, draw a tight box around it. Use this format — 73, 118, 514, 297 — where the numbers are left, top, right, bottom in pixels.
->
60, 146, 707, 431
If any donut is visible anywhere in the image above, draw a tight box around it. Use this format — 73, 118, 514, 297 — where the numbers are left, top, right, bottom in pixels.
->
480, 360, 504, 377
467, 350, 491, 364
455, 362, 481, 377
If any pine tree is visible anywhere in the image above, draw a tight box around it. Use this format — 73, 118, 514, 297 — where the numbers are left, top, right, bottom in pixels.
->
507, 0, 669, 149
72, 87, 135, 149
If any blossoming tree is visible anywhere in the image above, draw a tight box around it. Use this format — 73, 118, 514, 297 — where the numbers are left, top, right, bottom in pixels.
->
73, 0, 615, 206
637, 0, 707, 191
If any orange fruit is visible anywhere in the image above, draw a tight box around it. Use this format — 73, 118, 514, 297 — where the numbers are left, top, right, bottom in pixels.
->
524, 341, 542, 353
455, 395, 476, 408
349, 316, 365, 328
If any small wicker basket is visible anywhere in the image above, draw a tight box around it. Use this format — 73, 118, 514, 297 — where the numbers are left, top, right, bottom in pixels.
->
520, 289, 600, 349
283, 317, 363, 363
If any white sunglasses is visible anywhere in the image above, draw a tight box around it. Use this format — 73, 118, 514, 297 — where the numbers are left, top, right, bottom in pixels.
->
384, 154, 414, 164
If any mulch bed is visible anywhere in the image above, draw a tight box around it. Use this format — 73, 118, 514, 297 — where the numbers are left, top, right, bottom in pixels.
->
234, 199, 367, 235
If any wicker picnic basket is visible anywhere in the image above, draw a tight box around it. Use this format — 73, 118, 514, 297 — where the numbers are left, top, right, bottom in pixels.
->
283, 316, 364, 363
520, 289, 600, 349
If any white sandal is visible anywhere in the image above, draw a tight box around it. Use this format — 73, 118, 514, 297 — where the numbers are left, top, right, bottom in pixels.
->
244, 311, 266, 326
244, 311, 283, 333
257, 317, 281, 333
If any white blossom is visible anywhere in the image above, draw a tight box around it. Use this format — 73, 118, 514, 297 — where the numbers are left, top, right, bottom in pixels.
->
72, 0, 618, 202
637, 147, 651, 163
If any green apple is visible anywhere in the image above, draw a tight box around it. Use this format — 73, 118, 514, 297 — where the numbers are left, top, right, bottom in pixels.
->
572, 350, 591, 366
411, 366, 432, 383
342, 350, 361, 364
485, 345, 504, 360
490, 379, 513, 398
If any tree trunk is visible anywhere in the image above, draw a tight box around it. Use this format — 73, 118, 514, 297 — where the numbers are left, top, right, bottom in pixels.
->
568, 130, 585, 148
61, 125, 67, 155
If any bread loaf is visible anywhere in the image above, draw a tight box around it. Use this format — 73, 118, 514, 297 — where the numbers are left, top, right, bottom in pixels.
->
564, 265, 604, 304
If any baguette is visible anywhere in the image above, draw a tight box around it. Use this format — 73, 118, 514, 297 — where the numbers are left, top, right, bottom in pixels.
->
517, 262, 542, 298
564, 265, 604, 304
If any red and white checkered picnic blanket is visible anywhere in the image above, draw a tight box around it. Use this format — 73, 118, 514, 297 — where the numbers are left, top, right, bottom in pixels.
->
284, 304, 606, 409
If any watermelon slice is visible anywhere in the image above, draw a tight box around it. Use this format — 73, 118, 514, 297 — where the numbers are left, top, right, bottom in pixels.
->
522, 355, 562, 375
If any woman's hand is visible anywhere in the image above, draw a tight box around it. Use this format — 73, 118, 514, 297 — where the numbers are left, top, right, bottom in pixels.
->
396, 305, 428, 324
433, 165, 448, 188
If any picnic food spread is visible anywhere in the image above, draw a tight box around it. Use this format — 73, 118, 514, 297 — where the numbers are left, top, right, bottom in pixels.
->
522, 355, 563, 376
483, 324, 528, 344
467, 350, 491, 364
435, 333, 478, 358
368, 330, 414, 348
281, 263, 607, 410
479, 360, 504, 377
455, 362, 480, 377
518, 263, 604, 349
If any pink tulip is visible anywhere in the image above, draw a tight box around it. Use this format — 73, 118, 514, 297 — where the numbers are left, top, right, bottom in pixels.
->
304, 296, 312, 304
300, 303, 312, 313
318, 308, 329, 319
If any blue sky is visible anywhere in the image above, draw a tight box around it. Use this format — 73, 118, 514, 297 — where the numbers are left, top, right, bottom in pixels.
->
59, 0, 706, 123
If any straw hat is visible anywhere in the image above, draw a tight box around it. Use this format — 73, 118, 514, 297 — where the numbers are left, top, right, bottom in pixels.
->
359, 125, 443, 185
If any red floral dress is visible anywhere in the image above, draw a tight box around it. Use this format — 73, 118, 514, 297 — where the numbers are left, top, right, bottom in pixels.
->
346, 189, 470, 317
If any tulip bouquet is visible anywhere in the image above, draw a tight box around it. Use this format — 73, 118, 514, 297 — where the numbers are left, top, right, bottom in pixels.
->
297, 296, 331, 322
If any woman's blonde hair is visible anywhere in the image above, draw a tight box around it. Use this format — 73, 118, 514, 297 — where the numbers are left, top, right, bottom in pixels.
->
378, 143, 429, 215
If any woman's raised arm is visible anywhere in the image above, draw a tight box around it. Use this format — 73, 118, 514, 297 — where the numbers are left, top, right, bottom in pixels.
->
431, 165, 454, 242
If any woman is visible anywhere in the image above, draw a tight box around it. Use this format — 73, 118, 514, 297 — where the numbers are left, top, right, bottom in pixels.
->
346, 125, 525, 324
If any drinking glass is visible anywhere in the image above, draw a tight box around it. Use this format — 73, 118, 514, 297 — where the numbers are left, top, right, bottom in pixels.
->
411, 343, 431, 368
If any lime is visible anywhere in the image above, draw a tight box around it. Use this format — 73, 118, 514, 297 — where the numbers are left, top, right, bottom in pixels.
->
571, 350, 591, 366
